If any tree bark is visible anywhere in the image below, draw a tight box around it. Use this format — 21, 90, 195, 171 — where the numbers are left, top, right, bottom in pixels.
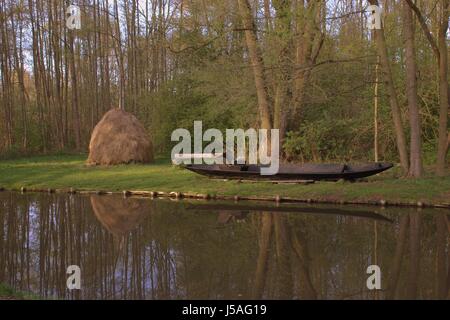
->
402, 1, 423, 177
272, 0, 293, 147
237, 0, 272, 130
293, 0, 324, 119
436, 1, 449, 176
406, 0, 449, 176
368, 0, 409, 172
374, 57, 379, 162
68, 32, 81, 151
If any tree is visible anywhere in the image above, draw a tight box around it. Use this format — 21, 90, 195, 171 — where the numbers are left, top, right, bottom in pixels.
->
402, 1, 423, 177
237, 0, 272, 131
368, 0, 409, 172
436, 1, 449, 176
405, 0, 449, 176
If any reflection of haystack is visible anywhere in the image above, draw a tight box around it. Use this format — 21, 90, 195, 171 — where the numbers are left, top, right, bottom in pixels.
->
87, 108, 153, 165
90, 195, 151, 236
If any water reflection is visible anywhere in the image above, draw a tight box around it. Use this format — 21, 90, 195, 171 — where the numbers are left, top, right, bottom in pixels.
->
216, 212, 248, 225
0, 191, 448, 300
90, 195, 149, 237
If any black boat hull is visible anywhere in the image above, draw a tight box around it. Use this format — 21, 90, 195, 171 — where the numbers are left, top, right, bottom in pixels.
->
184, 162, 393, 181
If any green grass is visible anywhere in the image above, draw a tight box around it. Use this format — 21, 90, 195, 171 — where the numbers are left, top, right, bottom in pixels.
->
0, 154, 449, 203
0, 283, 39, 300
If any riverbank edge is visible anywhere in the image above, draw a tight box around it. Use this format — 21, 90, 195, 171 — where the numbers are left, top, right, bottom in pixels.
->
1, 155, 449, 209
2, 186, 449, 209
0, 283, 40, 300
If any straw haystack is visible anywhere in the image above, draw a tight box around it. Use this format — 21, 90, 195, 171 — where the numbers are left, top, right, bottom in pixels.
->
87, 108, 153, 165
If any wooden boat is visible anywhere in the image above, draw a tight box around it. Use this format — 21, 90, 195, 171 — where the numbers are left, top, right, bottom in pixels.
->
184, 162, 393, 181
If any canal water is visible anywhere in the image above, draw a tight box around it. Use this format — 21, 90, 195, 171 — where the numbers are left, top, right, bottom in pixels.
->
0, 191, 448, 300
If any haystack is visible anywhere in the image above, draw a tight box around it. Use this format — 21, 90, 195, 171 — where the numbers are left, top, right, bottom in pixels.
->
87, 108, 153, 165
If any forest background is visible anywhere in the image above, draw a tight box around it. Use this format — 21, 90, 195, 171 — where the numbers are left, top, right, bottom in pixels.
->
0, 0, 449, 178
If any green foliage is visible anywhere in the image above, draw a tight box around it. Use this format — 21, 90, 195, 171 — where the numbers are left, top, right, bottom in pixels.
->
138, 52, 257, 155
284, 119, 361, 162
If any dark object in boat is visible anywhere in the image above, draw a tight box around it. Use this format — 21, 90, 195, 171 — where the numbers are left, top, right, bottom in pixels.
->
184, 162, 394, 181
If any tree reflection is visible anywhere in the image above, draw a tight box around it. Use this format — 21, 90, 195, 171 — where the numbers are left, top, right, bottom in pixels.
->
387, 215, 408, 299
406, 212, 421, 299
253, 212, 272, 299
0, 192, 448, 300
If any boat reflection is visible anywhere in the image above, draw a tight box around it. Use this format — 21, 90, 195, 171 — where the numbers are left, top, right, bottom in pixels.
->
187, 202, 393, 223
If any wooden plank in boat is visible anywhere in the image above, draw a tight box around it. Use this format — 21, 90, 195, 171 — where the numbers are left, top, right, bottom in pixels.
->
211, 178, 315, 185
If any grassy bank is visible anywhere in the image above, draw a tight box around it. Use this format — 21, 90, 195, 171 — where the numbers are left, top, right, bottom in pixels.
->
0, 155, 449, 204
0, 283, 38, 300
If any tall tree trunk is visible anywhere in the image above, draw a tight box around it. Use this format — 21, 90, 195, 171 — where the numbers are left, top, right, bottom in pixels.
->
374, 57, 379, 162
237, 0, 272, 130
28, 0, 46, 152
272, 0, 293, 148
436, 1, 449, 176
0, 0, 14, 150
69, 32, 81, 151
292, 0, 324, 119
114, 0, 125, 110
368, 0, 409, 172
402, 1, 423, 177
263, 0, 272, 32
405, 0, 449, 176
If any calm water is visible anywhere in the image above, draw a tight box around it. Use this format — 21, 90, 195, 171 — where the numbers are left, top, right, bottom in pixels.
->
0, 191, 448, 300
